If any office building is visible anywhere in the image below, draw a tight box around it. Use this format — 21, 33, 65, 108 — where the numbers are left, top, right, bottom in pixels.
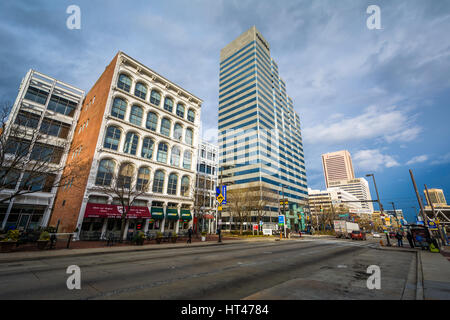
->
424, 188, 447, 207
0, 70, 84, 231
218, 26, 308, 226
322, 150, 355, 188
328, 178, 374, 213
308, 187, 364, 216
50, 52, 202, 239
194, 139, 219, 233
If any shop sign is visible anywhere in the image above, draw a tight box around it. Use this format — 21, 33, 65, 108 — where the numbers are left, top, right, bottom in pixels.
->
84, 203, 151, 219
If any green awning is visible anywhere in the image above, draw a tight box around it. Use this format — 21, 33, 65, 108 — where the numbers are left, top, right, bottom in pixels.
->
166, 208, 179, 220
180, 209, 192, 221
151, 207, 164, 220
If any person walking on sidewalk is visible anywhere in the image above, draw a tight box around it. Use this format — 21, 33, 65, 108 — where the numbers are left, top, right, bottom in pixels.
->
406, 231, 414, 248
395, 231, 404, 247
187, 227, 193, 244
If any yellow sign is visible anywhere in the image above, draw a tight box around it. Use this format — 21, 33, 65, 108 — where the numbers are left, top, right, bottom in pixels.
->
218, 206, 222, 211
217, 194, 224, 204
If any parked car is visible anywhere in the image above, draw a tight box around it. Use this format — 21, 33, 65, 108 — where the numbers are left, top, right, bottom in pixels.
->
351, 230, 366, 240
372, 232, 381, 238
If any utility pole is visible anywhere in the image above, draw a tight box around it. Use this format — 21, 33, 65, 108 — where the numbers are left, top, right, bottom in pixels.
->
409, 169, 427, 223
425, 184, 446, 246
390, 202, 400, 230
367, 173, 389, 246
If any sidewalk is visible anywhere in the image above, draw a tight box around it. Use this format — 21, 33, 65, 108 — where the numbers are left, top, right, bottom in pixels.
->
420, 247, 450, 300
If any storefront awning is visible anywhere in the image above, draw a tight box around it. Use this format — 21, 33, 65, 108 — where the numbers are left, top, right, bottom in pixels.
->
151, 207, 164, 220
84, 203, 151, 219
204, 214, 215, 219
181, 209, 192, 221
166, 208, 179, 220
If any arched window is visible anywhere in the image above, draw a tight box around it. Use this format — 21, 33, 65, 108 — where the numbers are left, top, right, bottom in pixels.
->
137, 167, 150, 191
176, 103, 185, 118
118, 163, 134, 189
164, 97, 173, 112
103, 126, 121, 151
146, 111, 158, 131
129, 105, 143, 126
134, 82, 147, 100
150, 90, 161, 106
156, 142, 168, 163
123, 132, 139, 155
160, 118, 171, 136
185, 128, 193, 145
187, 109, 195, 123
117, 74, 132, 92
183, 150, 192, 170
174, 123, 183, 141
152, 170, 165, 193
95, 159, 115, 186
167, 173, 178, 195
141, 137, 154, 159
170, 146, 181, 167
180, 176, 190, 197
111, 98, 127, 120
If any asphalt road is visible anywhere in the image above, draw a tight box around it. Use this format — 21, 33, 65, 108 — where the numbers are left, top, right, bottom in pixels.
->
0, 238, 417, 300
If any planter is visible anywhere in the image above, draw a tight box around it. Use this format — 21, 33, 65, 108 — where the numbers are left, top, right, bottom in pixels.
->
201, 236, 206, 242
135, 239, 144, 246
156, 238, 162, 244
37, 240, 49, 250
0, 241, 17, 253
171, 237, 178, 243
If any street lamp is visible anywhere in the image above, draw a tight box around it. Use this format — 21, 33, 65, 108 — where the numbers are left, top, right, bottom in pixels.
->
366, 173, 390, 246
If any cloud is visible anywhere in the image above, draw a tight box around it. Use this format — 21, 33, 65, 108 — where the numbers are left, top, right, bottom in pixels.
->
406, 154, 428, 165
303, 105, 421, 144
431, 152, 450, 165
353, 149, 400, 171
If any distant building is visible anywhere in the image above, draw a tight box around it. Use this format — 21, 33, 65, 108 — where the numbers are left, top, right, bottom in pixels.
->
195, 139, 218, 233
328, 178, 374, 213
424, 188, 447, 207
0, 70, 84, 231
322, 150, 355, 188
308, 187, 364, 216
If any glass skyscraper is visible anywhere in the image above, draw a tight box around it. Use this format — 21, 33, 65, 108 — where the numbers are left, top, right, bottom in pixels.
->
218, 26, 308, 222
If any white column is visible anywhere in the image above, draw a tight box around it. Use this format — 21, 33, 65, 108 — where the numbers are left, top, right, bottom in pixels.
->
123, 220, 129, 240
161, 203, 167, 233
101, 219, 108, 239
144, 219, 150, 232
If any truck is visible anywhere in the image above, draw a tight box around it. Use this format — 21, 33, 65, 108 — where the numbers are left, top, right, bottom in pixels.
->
334, 220, 360, 239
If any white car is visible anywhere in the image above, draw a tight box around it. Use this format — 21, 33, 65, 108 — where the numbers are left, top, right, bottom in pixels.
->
372, 233, 381, 238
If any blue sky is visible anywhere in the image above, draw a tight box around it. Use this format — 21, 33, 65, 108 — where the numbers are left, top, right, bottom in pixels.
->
1, 0, 449, 222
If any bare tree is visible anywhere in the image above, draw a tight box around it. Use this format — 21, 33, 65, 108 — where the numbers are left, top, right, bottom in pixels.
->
0, 101, 88, 229
92, 162, 151, 241
227, 188, 255, 235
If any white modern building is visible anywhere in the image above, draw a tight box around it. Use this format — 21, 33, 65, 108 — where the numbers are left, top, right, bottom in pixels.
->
328, 178, 374, 213
0, 70, 84, 231
308, 187, 364, 215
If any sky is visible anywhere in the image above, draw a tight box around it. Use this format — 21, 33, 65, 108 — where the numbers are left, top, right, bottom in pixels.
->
0, 0, 449, 222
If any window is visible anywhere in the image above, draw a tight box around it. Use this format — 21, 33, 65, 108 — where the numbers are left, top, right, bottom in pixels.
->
20, 172, 55, 193
137, 167, 150, 191
134, 82, 147, 99
199, 163, 206, 173
207, 152, 212, 160
176, 103, 185, 118
47, 95, 77, 117
0, 169, 20, 189
30, 143, 63, 164
183, 150, 192, 170
170, 146, 181, 167
167, 173, 178, 195
180, 176, 190, 197
141, 137, 154, 159
201, 149, 206, 158
156, 142, 168, 163
174, 123, 183, 141
160, 118, 171, 136
185, 128, 193, 145
152, 170, 165, 193
206, 165, 212, 174
111, 98, 127, 119
96, 160, 114, 187
129, 105, 143, 126
187, 109, 195, 122
150, 90, 161, 106
5, 138, 31, 157
123, 132, 139, 155
15, 110, 40, 129
39, 118, 70, 139
103, 126, 121, 150
24, 86, 49, 105
118, 163, 134, 189
164, 97, 173, 112
146, 112, 158, 131
117, 74, 132, 92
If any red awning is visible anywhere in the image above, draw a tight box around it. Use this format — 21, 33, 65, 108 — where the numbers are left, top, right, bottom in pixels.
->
84, 203, 151, 219
204, 214, 215, 219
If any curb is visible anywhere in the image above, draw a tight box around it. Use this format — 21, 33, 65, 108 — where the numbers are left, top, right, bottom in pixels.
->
416, 251, 424, 300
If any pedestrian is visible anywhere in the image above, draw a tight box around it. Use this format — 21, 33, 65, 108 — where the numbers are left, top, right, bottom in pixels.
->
406, 231, 414, 248
217, 227, 222, 243
395, 231, 403, 247
187, 227, 193, 244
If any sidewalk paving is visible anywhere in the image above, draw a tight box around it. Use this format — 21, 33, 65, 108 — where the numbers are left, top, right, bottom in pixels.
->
420, 249, 450, 300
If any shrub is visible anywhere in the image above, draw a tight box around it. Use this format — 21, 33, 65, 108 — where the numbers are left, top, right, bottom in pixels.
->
2, 230, 20, 242
156, 231, 163, 238
39, 231, 51, 241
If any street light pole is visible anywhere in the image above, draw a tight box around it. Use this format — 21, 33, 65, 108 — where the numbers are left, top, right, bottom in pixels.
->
366, 173, 390, 246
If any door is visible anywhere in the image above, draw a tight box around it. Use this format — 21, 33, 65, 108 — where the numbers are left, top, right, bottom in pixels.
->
18, 214, 31, 230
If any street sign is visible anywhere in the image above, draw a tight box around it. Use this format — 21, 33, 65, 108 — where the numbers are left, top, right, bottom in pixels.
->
253, 224, 258, 231
218, 206, 222, 211
263, 229, 272, 235
222, 185, 227, 204
217, 194, 224, 204
278, 215, 285, 225
428, 221, 438, 230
